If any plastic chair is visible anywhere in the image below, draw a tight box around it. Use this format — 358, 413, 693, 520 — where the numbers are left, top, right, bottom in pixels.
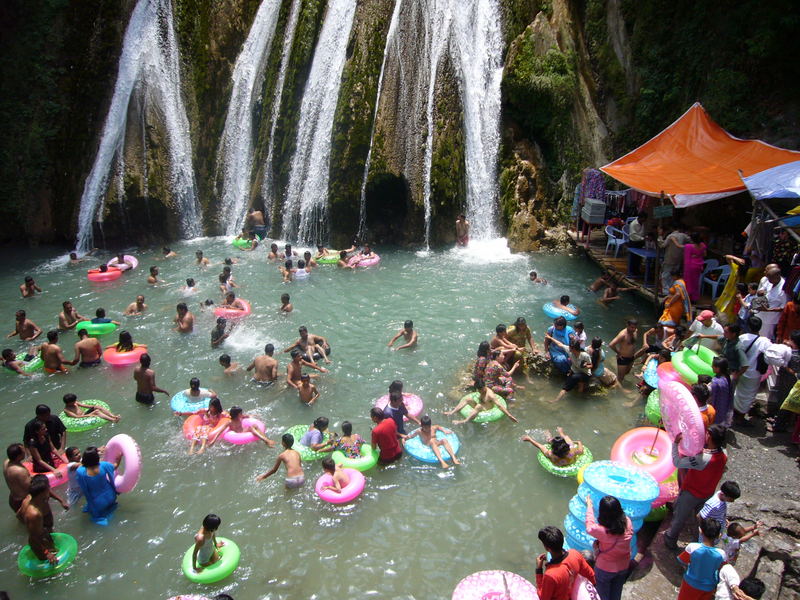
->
702, 265, 731, 299
604, 226, 627, 257
700, 259, 719, 278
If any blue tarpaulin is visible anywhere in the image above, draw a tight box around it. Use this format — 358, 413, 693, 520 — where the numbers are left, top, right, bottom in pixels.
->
743, 160, 800, 200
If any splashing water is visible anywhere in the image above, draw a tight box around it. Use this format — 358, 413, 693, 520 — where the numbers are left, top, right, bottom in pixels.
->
261, 0, 303, 230
281, 0, 357, 245
450, 0, 503, 240
75, 0, 201, 252
217, 0, 282, 235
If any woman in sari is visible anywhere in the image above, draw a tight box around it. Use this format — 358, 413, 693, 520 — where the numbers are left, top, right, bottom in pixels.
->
659, 269, 692, 327
682, 232, 706, 301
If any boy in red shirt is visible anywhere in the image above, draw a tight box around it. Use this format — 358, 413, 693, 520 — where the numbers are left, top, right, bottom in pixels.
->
370, 407, 402, 465
535, 526, 595, 600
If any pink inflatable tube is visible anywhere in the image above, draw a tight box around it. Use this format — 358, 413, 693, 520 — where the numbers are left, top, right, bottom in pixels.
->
24, 462, 68, 488
572, 575, 601, 600
652, 472, 679, 508
658, 380, 705, 455
451, 570, 539, 600
221, 417, 266, 445
374, 392, 424, 419
348, 254, 381, 268
315, 468, 365, 504
610, 427, 675, 483
214, 299, 251, 319
106, 255, 138, 271
104, 433, 142, 493
103, 345, 148, 366
656, 362, 690, 389
87, 267, 122, 282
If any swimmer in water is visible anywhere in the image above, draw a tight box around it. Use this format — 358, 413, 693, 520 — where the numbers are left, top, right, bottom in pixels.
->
446, 379, 518, 425
406, 415, 461, 468
41, 330, 75, 374
174, 303, 195, 333
267, 243, 280, 261
552, 294, 580, 316
218, 354, 240, 375
520, 427, 584, 467
221, 292, 246, 311
529, 270, 547, 284
195, 250, 210, 267
162, 246, 177, 259
62, 393, 120, 423
302, 251, 317, 269
209, 406, 275, 448
147, 266, 160, 285
337, 250, 354, 269
298, 374, 320, 406
280, 260, 295, 282
58, 301, 87, 330
210, 318, 230, 348
256, 433, 305, 489
124, 296, 147, 316
319, 457, 350, 493
247, 344, 278, 384
20, 276, 42, 298
286, 349, 328, 389
388, 320, 418, 350
8, 310, 42, 341
72, 329, 103, 367
280, 293, 293, 313
182, 278, 198, 295
133, 353, 169, 405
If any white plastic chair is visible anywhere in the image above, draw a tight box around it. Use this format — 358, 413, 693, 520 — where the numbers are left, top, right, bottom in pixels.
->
702, 265, 731, 299
604, 226, 627, 257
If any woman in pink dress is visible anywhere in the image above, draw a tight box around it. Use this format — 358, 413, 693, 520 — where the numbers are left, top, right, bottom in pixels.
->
683, 232, 706, 301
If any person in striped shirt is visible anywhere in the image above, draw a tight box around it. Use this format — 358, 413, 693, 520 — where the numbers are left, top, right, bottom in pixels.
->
698, 481, 740, 530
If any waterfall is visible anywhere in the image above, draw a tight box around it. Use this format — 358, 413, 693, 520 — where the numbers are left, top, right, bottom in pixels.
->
450, 0, 503, 240
217, 0, 281, 236
281, 0, 357, 244
357, 0, 403, 241
75, 0, 201, 252
260, 0, 303, 230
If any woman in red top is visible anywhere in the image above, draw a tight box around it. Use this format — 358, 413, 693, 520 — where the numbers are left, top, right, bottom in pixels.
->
585, 495, 633, 600
370, 407, 402, 464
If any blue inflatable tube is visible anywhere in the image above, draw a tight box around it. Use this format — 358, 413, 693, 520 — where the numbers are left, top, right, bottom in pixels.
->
405, 430, 460, 464
643, 358, 659, 388
170, 389, 212, 413
542, 303, 578, 321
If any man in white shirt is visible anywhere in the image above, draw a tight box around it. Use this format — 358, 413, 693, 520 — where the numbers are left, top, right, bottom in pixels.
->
756, 265, 786, 340
733, 315, 773, 424
689, 310, 724, 351
628, 212, 647, 247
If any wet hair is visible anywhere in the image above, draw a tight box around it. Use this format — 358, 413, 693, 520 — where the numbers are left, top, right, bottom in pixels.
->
229, 406, 243, 419
495, 324, 507, 334
389, 390, 402, 404
281, 293, 290, 303
699, 516, 721, 541
720, 480, 741, 500
537, 526, 564, 553
285, 244, 292, 251
202, 514, 221, 531
264, 343, 274, 355
550, 436, 571, 458
33, 421, 48, 435
7, 443, 24, 461
290, 349, 301, 359
116, 330, 133, 352
529, 271, 537, 277
186, 278, 195, 287
66, 446, 81, 461
225, 292, 235, 301
477, 341, 490, 358
35, 404, 51, 416
62, 393, 77, 405
313, 416, 329, 431
474, 378, 486, 390
16, 310, 25, 319
298, 260, 306, 269
222, 266, 231, 274
389, 380, 403, 393
62, 300, 72, 310
420, 415, 432, 427
708, 424, 727, 448
219, 354, 231, 366
82, 446, 101, 467
205, 299, 216, 306
2, 348, 15, 361
190, 377, 201, 389
282, 433, 294, 447
46, 330, 58, 342
691, 383, 710, 406
224, 258, 233, 265
96, 308, 106, 318
216, 317, 226, 326
300, 373, 310, 381
560, 295, 570, 305
321, 457, 335, 473
370, 407, 385, 420
597, 495, 627, 535
340, 250, 347, 259
25, 275, 34, 283
177, 302, 187, 312
196, 250, 204, 258
139, 353, 151, 367
341, 421, 352, 436
627, 319, 638, 327
317, 244, 324, 250
404, 320, 413, 329
163, 247, 171, 253
69, 252, 78, 260
574, 321, 585, 332
149, 266, 158, 275
590, 337, 603, 371
29, 474, 50, 497
747, 315, 762, 332
298, 326, 308, 334
208, 398, 223, 414
303, 251, 311, 259
270, 243, 278, 251
554, 316, 567, 327
738, 578, 765, 599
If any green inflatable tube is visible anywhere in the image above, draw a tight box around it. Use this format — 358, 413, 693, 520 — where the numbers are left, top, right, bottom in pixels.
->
683, 345, 716, 376
671, 351, 699, 384
331, 444, 378, 472
644, 504, 668, 522
536, 445, 593, 478
646, 390, 661, 426
18, 532, 78, 578
285, 425, 331, 461
58, 400, 112, 433
231, 238, 252, 249
458, 392, 507, 423
75, 321, 118, 336
4, 352, 43, 374
316, 254, 339, 264
181, 537, 240, 584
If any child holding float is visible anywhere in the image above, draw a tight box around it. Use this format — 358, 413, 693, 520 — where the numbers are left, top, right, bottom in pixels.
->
405, 415, 461, 469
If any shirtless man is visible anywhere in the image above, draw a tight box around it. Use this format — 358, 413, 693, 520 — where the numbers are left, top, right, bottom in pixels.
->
286, 350, 328, 389
490, 324, 522, 365
283, 326, 331, 364
455, 214, 470, 247
174, 303, 195, 333
446, 379, 518, 425
211, 318, 231, 348
20, 276, 42, 298
58, 301, 86, 330
529, 270, 547, 284
18, 475, 68, 563
133, 353, 169, 405
195, 251, 210, 267
124, 295, 147, 316
218, 354, 240, 375
40, 330, 75, 374
147, 266, 160, 284
4, 443, 31, 515
256, 433, 305, 489
222, 292, 246, 311
388, 320, 418, 350
609, 319, 639, 383
634, 322, 673, 361
588, 271, 614, 293
247, 343, 279, 384
72, 329, 103, 367
246, 208, 267, 239
552, 294, 580, 316
8, 310, 42, 341
162, 246, 177, 259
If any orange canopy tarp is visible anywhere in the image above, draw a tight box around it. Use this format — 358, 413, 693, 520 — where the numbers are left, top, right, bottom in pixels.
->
600, 103, 800, 208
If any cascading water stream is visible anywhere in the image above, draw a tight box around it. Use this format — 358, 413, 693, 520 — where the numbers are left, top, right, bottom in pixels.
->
260, 0, 303, 231
75, 0, 201, 252
356, 0, 403, 241
281, 0, 357, 245
217, 0, 282, 235
450, 0, 503, 240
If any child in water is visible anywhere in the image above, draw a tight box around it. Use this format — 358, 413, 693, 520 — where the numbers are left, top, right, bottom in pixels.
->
298, 374, 320, 406
209, 406, 275, 447
280, 293, 293, 313
320, 457, 350, 493
62, 393, 120, 423
256, 433, 305, 489
388, 320, 418, 350
520, 427, 585, 467
176, 397, 228, 455
406, 415, 461, 469
191, 514, 225, 573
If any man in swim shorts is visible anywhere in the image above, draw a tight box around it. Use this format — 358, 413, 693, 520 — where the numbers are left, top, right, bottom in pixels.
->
256, 433, 304, 489
609, 319, 639, 383
247, 343, 278, 384
7, 309, 42, 342
133, 353, 169, 405
286, 350, 328, 389
283, 326, 331, 364
246, 207, 268, 239
19, 475, 66, 562
455, 214, 470, 247
40, 330, 74, 374
4, 443, 31, 515
72, 329, 103, 367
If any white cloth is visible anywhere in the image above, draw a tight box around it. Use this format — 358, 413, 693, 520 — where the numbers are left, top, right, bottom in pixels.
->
629, 219, 645, 242
756, 276, 786, 339
715, 563, 741, 600
689, 319, 724, 350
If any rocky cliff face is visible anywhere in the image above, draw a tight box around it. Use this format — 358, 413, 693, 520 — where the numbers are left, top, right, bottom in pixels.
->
0, 0, 797, 248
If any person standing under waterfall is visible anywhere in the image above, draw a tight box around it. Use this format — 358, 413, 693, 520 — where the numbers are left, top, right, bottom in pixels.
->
246, 208, 268, 239
456, 215, 470, 247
